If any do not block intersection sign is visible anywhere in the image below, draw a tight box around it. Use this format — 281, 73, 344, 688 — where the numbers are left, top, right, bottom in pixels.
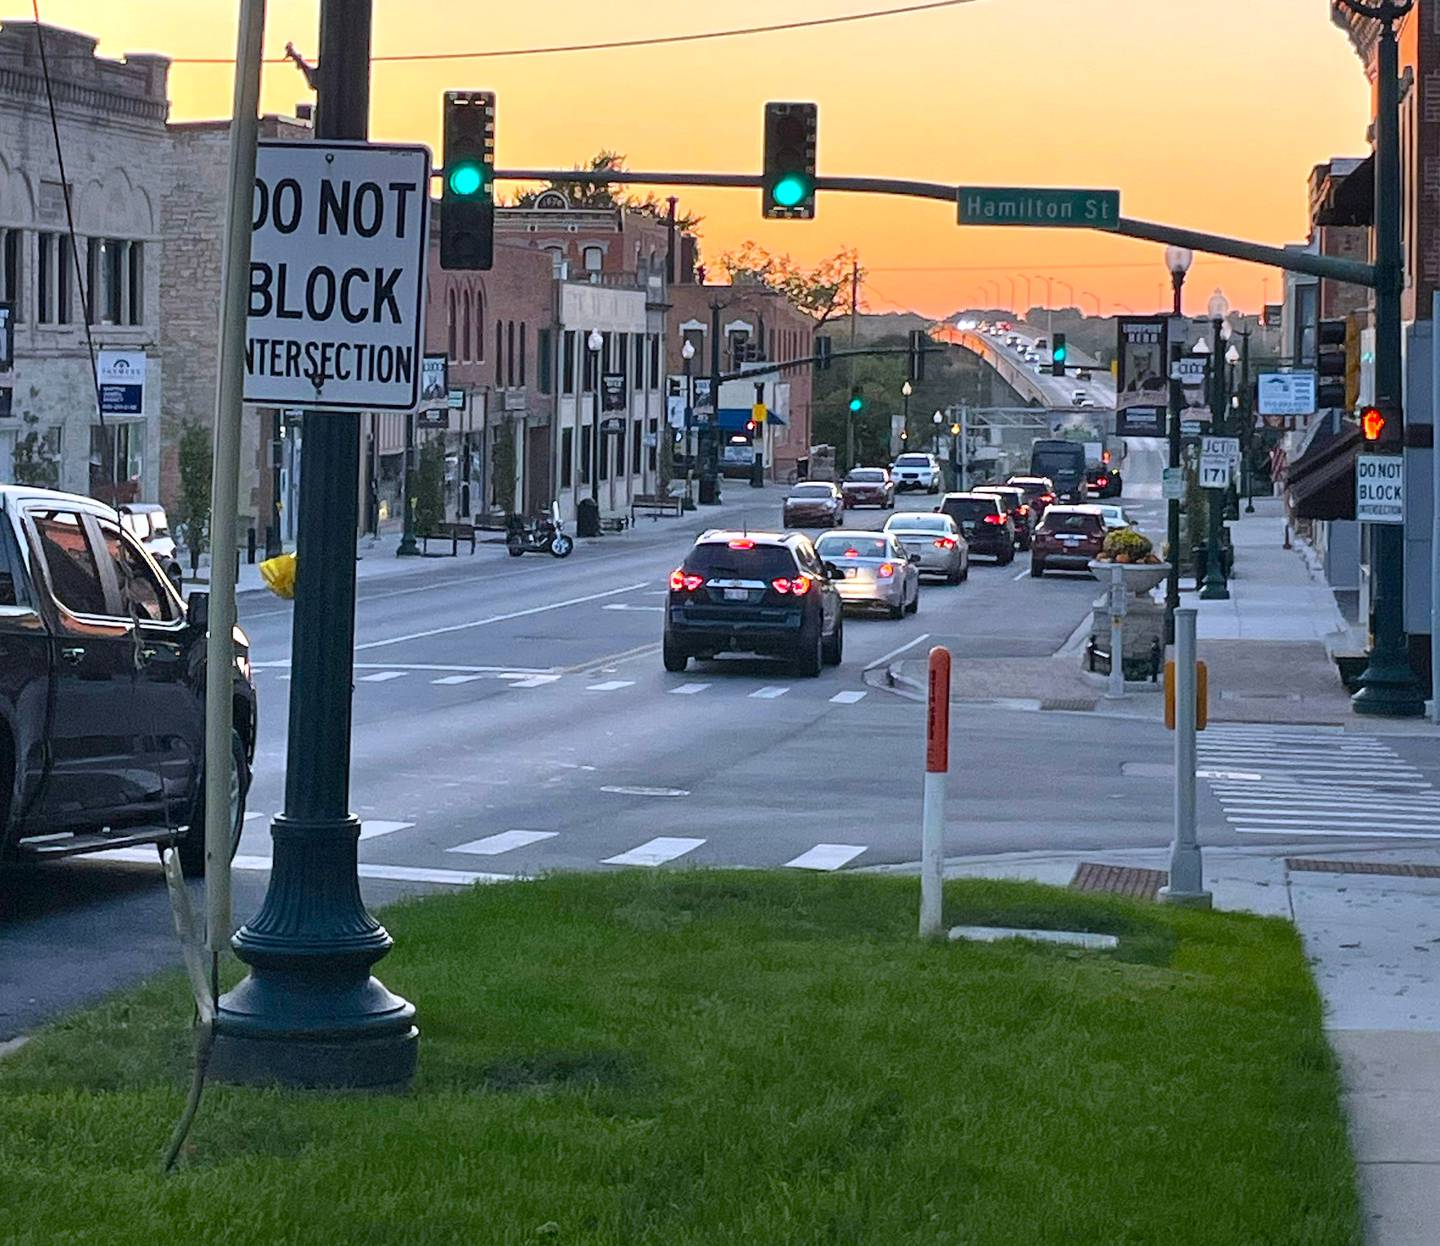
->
1356, 454, 1404, 524
244, 140, 431, 412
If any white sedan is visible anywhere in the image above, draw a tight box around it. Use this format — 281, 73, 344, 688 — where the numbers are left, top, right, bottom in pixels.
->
1095, 504, 1139, 530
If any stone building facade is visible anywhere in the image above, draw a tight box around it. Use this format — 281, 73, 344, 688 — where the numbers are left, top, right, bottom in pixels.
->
0, 22, 169, 501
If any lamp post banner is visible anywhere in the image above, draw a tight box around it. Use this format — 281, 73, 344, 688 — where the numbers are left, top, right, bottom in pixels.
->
1115, 316, 1168, 425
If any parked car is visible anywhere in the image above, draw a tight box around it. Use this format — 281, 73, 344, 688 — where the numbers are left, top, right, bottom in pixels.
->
0, 486, 256, 876
118, 503, 183, 593
840, 467, 895, 509
971, 484, 1035, 550
815, 530, 920, 618
1005, 475, 1057, 518
1086, 463, 1123, 498
882, 512, 968, 584
936, 492, 1014, 564
663, 531, 844, 676
1095, 503, 1139, 530
1030, 504, 1108, 577
782, 482, 845, 528
890, 453, 944, 494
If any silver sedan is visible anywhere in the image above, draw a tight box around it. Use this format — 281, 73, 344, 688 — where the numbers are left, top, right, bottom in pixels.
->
815, 530, 920, 619
882, 511, 969, 584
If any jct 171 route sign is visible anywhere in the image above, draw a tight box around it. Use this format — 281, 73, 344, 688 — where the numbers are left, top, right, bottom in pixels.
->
244, 140, 431, 412
956, 187, 1120, 230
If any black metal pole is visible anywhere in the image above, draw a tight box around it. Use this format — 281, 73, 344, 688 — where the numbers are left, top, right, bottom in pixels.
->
682, 353, 695, 510
590, 377, 600, 506
397, 412, 419, 555
1241, 328, 1255, 513
707, 300, 722, 503
1352, 2, 1425, 717
267, 408, 283, 557
1165, 336, 1183, 643
1200, 317, 1229, 600
215, 0, 418, 1089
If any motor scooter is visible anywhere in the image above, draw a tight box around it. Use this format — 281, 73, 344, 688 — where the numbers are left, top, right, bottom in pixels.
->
506, 502, 573, 558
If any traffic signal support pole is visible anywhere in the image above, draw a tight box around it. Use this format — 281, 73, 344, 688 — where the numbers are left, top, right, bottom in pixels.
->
214, 0, 418, 1089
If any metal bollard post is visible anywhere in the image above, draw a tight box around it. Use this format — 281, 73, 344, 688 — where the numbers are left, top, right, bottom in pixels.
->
1106, 564, 1126, 700
1160, 607, 1212, 908
920, 646, 951, 939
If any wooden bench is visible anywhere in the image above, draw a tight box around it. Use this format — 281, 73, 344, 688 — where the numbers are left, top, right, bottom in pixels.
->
421, 521, 477, 555
598, 515, 630, 534
630, 493, 686, 523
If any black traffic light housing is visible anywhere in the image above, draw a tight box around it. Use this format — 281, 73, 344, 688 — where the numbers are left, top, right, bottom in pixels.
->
1051, 333, 1068, 377
848, 385, 863, 413
441, 90, 496, 271
762, 102, 817, 220
814, 335, 832, 371
1316, 317, 1347, 410
907, 329, 927, 383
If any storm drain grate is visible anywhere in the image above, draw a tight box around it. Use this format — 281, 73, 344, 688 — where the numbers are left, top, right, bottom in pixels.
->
1070, 862, 1168, 900
1042, 698, 1097, 712
1287, 858, 1440, 879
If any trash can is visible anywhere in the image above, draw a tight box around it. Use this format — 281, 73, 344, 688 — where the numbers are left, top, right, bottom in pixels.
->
750, 457, 764, 488
795, 457, 810, 482
577, 497, 601, 538
698, 476, 720, 505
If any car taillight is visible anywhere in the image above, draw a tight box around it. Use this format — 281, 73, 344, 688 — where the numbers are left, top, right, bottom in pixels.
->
1016, 505, 1029, 516
669, 569, 704, 592
1040, 493, 1055, 504
933, 537, 956, 550
729, 539, 754, 549
1096, 476, 1108, 487
982, 513, 1005, 525
877, 563, 895, 578
772, 575, 812, 596
843, 548, 860, 557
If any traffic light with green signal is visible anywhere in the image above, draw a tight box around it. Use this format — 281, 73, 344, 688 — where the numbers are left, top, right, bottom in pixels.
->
1051, 333, 1067, 377
763, 102, 817, 220
441, 90, 495, 271
849, 385, 864, 413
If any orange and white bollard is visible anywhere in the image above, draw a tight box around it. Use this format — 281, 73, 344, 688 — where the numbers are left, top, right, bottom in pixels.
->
920, 646, 951, 939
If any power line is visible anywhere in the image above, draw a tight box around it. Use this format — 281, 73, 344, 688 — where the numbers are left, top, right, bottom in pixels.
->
165, 0, 986, 66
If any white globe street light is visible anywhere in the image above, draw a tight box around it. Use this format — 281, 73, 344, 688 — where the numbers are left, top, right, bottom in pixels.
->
1207, 288, 1230, 321
1165, 245, 1194, 277
587, 329, 603, 352
681, 340, 695, 361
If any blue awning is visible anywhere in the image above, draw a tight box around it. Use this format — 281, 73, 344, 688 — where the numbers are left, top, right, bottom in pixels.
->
716, 406, 788, 430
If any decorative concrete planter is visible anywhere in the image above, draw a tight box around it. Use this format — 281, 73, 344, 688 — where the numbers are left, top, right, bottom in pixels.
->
1088, 559, 1170, 596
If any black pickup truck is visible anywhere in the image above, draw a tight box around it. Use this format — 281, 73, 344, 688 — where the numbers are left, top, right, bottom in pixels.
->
0, 486, 255, 876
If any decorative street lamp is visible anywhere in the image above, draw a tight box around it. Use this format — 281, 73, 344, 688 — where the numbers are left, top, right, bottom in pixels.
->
901, 379, 912, 453
931, 409, 943, 455
1201, 290, 1230, 600
681, 339, 696, 510
1165, 245, 1193, 317
587, 329, 603, 506
1161, 244, 1195, 641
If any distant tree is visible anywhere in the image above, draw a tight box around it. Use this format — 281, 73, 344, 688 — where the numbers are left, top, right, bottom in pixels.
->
509, 151, 702, 231
412, 434, 447, 536
718, 243, 863, 328
11, 412, 59, 489
490, 420, 517, 514
174, 419, 212, 570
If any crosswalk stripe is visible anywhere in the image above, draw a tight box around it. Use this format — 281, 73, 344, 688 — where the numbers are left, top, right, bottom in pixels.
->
358, 820, 414, 840
783, 843, 866, 871
670, 682, 711, 695
829, 690, 868, 705
358, 671, 407, 682
586, 680, 636, 692
431, 674, 488, 685
1227, 813, 1440, 829
1232, 826, 1440, 841
449, 830, 559, 855
508, 674, 562, 688
602, 836, 705, 866
750, 686, 790, 699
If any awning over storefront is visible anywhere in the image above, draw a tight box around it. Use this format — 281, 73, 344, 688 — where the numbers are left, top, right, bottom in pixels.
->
1286, 420, 1359, 520
715, 407, 787, 431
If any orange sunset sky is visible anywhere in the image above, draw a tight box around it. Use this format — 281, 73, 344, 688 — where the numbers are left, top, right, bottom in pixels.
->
29, 0, 1370, 320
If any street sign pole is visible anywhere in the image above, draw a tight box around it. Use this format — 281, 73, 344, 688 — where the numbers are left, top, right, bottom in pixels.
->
215, 0, 418, 1089
1165, 339, 1183, 643
1200, 318, 1229, 600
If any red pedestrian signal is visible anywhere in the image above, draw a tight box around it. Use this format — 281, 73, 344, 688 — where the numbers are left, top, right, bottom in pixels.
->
1360, 406, 1386, 442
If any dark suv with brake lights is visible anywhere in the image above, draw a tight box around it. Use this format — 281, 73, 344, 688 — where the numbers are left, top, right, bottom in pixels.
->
1031, 505, 1107, 577
937, 493, 1015, 563
1086, 463, 1123, 499
971, 485, 1034, 550
663, 531, 844, 676
1005, 475, 1056, 518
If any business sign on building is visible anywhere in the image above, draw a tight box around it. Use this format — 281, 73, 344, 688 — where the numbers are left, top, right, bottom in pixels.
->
416, 409, 450, 430
446, 388, 465, 411
1257, 371, 1316, 417
0, 301, 12, 371
1116, 408, 1164, 437
244, 140, 431, 412
98, 350, 146, 415
1356, 454, 1404, 524
601, 372, 627, 413
1115, 316, 1168, 429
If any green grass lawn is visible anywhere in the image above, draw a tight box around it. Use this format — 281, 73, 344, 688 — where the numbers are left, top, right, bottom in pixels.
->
1, 872, 1360, 1245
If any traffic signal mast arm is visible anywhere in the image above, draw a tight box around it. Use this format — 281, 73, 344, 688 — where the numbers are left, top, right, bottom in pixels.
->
486, 167, 1380, 289
713, 343, 941, 385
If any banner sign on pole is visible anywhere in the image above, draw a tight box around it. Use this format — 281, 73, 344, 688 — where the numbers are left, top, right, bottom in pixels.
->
601, 372, 627, 413
244, 140, 431, 412
1356, 454, 1404, 523
1116, 316, 1168, 431
420, 354, 448, 405
0, 301, 12, 372
98, 350, 146, 415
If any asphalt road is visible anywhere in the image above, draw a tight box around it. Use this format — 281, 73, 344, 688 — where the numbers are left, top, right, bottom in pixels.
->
6, 466, 1440, 1038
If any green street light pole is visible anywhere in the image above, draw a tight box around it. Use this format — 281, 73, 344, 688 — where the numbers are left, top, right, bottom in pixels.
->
1164, 245, 1192, 644
396, 411, 419, 556
1200, 292, 1230, 599
214, 0, 418, 1088
1346, 0, 1425, 717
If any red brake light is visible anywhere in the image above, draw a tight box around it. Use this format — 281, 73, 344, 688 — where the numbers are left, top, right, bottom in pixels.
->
843, 548, 860, 557
670, 569, 703, 592
669, 568, 684, 590
728, 539, 754, 550
1016, 505, 1029, 516
771, 574, 813, 596
877, 562, 895, 578
1040, 493, 1055, 503
933, 537, 956, 550
982, 513, 1005, 525
1096, 476, 1108, 487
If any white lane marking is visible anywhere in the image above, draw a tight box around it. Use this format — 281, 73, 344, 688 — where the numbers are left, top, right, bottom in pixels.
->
670, 682, 711, 695
1010, 568, 1029, 581
1227, 813, 1440, 829
865, 631, 931, 672
600, 785, 690, 798
432, 674, 487, 685
829, 690, 868, 704
602, 836, 705, 866
357, 863, 513, 885
1212, 795, 1440, 810
359, 820, 414, 840
1231, 827, 1440, 841
509, 674, 562, 688
784, 843, 867, 871
1198, 769, 1263, 781
358, 671, 407, 683
750, 685, 790, 699
449, 830, 558, 855
352, 582, 650, 652
244, 811, 265, 821
602, 603, 665, 612
587, 679, 636, 692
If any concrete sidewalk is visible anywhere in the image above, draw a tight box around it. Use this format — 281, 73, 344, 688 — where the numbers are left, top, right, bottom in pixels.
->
875, 842, 1440, 1245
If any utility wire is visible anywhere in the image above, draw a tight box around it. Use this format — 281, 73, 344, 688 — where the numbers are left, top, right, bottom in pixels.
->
30, 1, 111, 495
163, 0, 987, 65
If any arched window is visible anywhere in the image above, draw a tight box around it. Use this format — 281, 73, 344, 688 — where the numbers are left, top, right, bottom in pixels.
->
446, 290, 457, 359
461, 293, 471, 363
519, 323, 528, 387
496, 321, 503, 384
507, 321, 516, 387
545, 245, 565, 277
474, 289, 485, 360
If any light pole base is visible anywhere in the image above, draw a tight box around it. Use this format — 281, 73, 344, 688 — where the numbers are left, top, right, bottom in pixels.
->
681, 497, 696, 512
1352, 667, 1426, 719
1157, 885, 1213, 910
1199, 579, 1229, 601
396, 535, 420, 557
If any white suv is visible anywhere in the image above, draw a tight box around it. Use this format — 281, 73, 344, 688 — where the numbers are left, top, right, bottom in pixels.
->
891, 453, 943, 494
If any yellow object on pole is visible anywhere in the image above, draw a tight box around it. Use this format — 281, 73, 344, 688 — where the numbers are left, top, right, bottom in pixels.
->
1164, 659, 1208, 731
752, 402, 767, 424
259, 552, 297, 599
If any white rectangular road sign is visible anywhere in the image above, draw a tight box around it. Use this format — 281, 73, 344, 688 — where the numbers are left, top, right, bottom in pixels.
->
1201, 435, 1240, 462
244, 140, 431, 412
1170, 357, 1208, 384
1199, 455, 1232, 489
1257, 371, 1317, 416
1356, 453, 1404, 524
1161, 467, 1184, 500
